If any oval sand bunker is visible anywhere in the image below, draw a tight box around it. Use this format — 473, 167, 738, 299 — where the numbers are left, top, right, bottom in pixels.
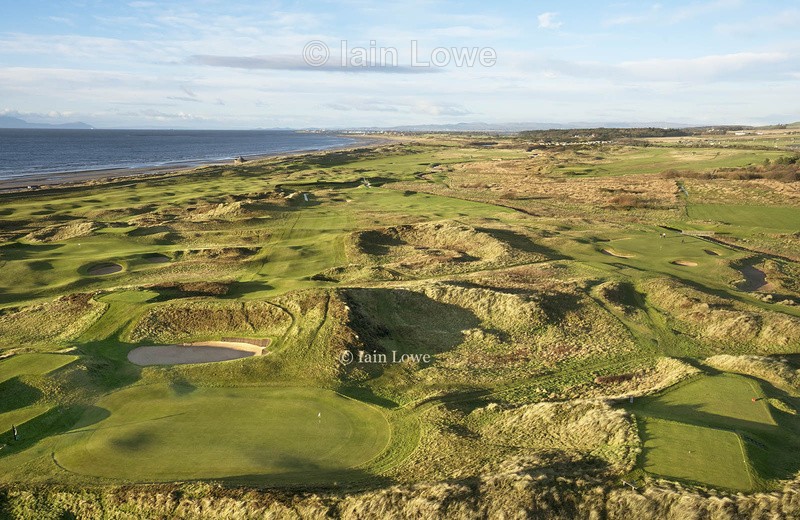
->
87, 262, 123, 275
601, 248, 634, 259
671, 260, 698, 267
143, 253, 170, 263
128, 341, 267, 366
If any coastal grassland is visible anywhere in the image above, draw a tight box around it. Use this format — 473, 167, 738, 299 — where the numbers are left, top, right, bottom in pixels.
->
541, 146, 788, 178
0, 133, 800, 516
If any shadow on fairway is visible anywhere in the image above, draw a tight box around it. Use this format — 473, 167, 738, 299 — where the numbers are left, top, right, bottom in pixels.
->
0, 405, 111, 457
0, 378, 42, 414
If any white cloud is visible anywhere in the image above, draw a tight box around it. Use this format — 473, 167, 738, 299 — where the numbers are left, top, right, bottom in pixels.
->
526, 51, 796, 83
670, 0, 742, 23
537, 12, 562, 30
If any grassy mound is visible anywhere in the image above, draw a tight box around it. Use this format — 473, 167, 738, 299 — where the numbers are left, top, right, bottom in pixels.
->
705, 354, 800, 392
0, 294, 107, 349
349, 221, 545, 275
569, 357, 700, 399
24, 221, 101, 243
644, 278, 800, 352
0, 353, 77, 384
478, 400, 639, 473
128, 299, 292, 343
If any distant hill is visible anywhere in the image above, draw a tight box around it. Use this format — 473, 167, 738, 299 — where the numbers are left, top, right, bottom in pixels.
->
0, 115, 94, 129
344, 121, 692, 133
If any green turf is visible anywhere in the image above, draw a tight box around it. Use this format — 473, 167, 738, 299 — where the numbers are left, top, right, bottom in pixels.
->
0, 353, 77, 383
639, 417, 752, 490
0, 405, 51, 435
687, 204, 800, 232
55, 385, 391, 483
632, 373, 774, 427
627, 374, 800, 490
0, 138, 798, 493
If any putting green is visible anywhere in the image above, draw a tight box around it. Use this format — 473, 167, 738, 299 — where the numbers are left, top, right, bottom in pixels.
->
55, 385, 391, 483
640, 417, 752, 490
633, 373, 774, 427
629, 374, 783, 490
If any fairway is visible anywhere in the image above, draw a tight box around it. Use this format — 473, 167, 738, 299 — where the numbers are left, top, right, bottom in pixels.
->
639, 418, 752, 490
0, 353, 77, 383
687, 204, 800, 232
55, 385, 391, 483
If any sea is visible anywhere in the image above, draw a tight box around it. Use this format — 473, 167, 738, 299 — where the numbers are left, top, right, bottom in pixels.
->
0, 129, 359, 182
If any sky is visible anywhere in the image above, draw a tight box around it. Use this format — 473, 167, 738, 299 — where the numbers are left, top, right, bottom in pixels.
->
0, 0, 798, 129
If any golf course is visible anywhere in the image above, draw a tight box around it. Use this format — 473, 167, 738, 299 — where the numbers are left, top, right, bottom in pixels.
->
0, 129, 798, 516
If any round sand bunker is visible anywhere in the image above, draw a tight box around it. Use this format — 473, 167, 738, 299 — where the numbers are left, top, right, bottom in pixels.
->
128, 341, 267, 366
87, 262, 123, 275
671, 260, 698, 267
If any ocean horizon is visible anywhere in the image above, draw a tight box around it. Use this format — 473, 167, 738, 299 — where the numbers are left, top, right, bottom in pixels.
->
0, 129, 358, 181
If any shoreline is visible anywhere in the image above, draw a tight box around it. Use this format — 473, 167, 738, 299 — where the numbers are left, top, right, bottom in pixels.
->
0, 135, 390, 193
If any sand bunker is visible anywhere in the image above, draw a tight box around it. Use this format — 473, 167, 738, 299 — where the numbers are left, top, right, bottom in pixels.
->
671, 260, 698, 267
143, 253, 170, 263
127, 340, 268, 366
87, 262, 123, 275
704, 249, 720, 256
601, 248, 634, 259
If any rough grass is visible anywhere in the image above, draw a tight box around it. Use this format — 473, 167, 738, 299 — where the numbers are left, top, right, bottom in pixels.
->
128, 299, 292, 343
568, 357, 700, 399
2, 135, 800, 511
705, 354, 800, 392
643, 278, 800, 352
478, 400, 640, 473
23, 220, 101, 243
348, 220, 545, 276
0, 294, 106, 350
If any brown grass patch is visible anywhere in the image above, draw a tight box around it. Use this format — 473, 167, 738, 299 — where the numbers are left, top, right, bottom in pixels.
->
24, 220, 101, 243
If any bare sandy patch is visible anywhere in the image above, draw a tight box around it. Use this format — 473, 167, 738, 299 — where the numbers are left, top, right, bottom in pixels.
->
127, 340, 268, 366
671, 260, 698, 267
143, 253, 170, 264
602, 248, 634, 259
87, 262, 123, 275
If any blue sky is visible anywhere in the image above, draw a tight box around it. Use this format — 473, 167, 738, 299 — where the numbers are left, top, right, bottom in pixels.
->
0, 0, 798, 128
